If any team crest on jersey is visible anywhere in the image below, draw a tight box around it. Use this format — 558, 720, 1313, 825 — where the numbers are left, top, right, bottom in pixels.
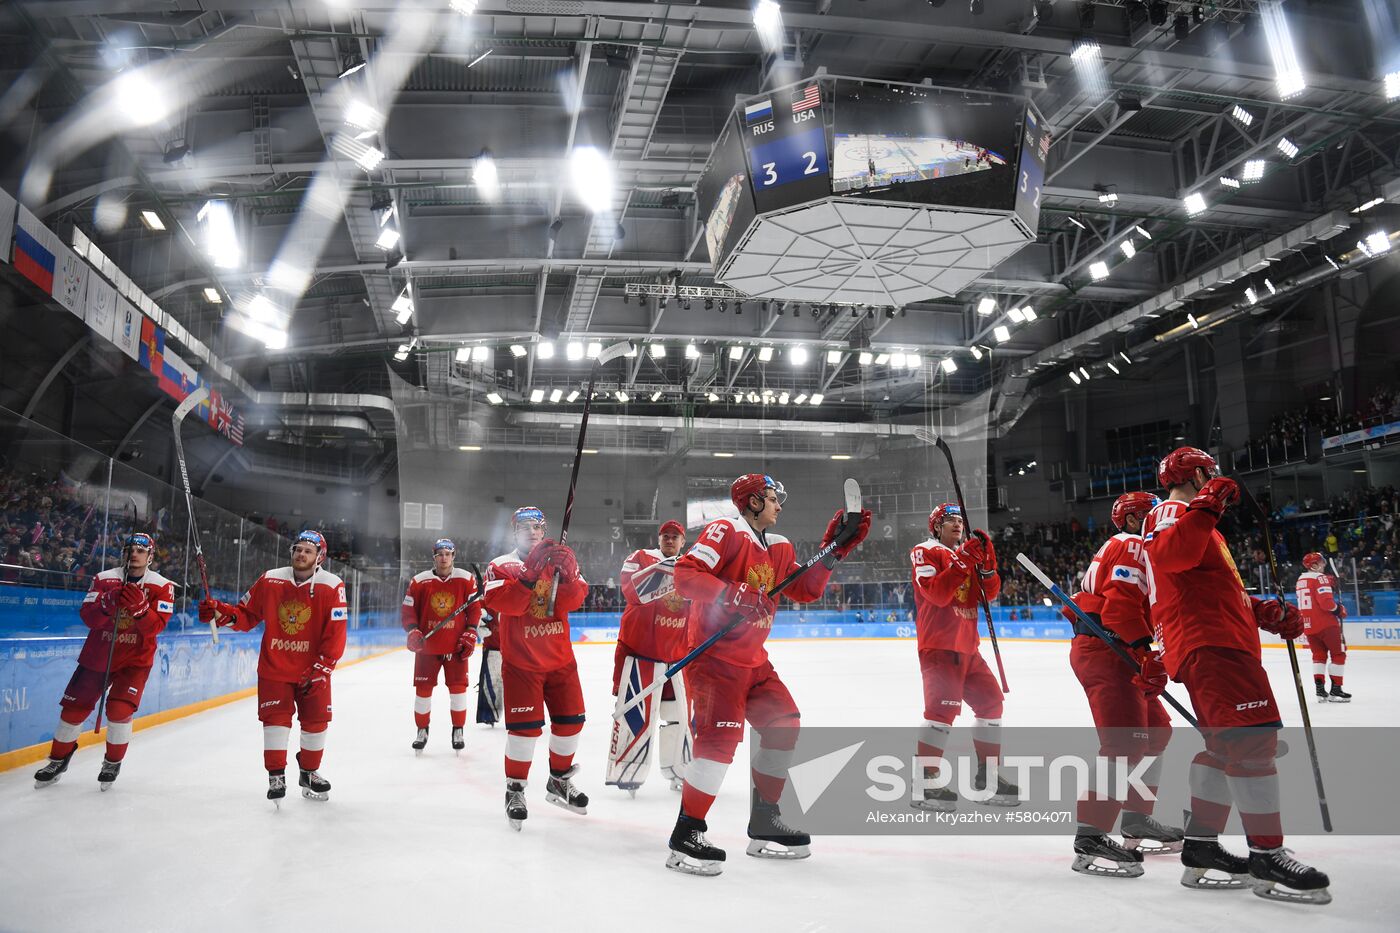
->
662, 590, 686, 614
528, 577, 553, 619
430, 591, 456, 618
746, 563, 776, 594
115, 609, 135, 631
278, 600, 312, 635
1217, 540, 1244, 587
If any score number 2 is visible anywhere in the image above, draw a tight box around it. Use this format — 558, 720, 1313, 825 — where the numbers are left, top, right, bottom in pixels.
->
1019, 170, 1042, 208
760, 151, 820, 188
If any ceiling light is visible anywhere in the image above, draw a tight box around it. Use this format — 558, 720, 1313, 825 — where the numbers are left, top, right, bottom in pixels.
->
1022, 306, 1038, 322
976, 297, 996, 315
747, 392, 760, 403
994, 325, 1011, 343
1119, 351, 1132, 365
830, 454, 852, 461
707, 392, 719, 402
1070, 36, 1100, 66
1230, 104, 1255, 127
197, 199, 241, 269
1183, 192, 1207, 216
1219, 176, 1241, 188
778, 392, 790, 405
1069, 371, 1081, 385
1354, 197, 1385, 213
757, 346, 774, 362
733, 393, 743, 403
1120, 240, 1136, 259
906, 353, 922, 369
789, 345, 808, 365
343, 100, 381, 131
537, 341, 555, 359
1079, 366, 1090, 380
570, 147, 613, 213
1096, 187, 1118, 204
530, 388, 545, 403
566, 341, 584, 361
509, 344, 527, 357
1187, 313, 1199, 329
1007, 306, 1026, 324
889, 351, 906, 368
114, 71, 171, 127
1066, 216, 1087, 231
940, 358, 957, 374
1262, 2, 1306, 99
584, 341, 601, 359
686, 343, 701, 359
549, 388, 563, 403
809, 393, 824, 405
1387, 71, 1400, 102
338, 53, 367, 79
793, 393, 808, 404
1106, 361, 1120, 375
615, 390, 630, 402
202, 287, 222, 304
467, 50, 492, 68
393, 349, 409, 362
486, 392, 503, 405
139, 210, 165, 231
472, 345, 490, 362
1365, 230, 1391, 254
1089, 261, 1110, 281
729, 345, 744, 360
353, 144, 385, 172
1243, 159, 1267, 181
874, 353, 890, 365
969, 346, 984, 361
1245, 286, 1259, 305
1133, 226, 1152, 240
826, 349, 842, 364
565, 389, 579, 402
450, 0, 478, 14
857, 351, 873, 366
474, 148, 498, 199
1276, 136, 1300, 159
713, 451, 734, 458
1264, 278, 1277, 295
753, 0, 783, 50
375, 227, 400, 251
650, 343, 666, 359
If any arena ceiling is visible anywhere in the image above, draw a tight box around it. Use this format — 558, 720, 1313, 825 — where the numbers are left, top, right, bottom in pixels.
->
4, 0, 1399, 458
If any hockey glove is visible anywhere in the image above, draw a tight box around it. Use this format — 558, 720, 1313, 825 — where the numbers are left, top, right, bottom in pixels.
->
969, 529, 997, 574
406, 629, 426, 653
118, 583, 150, 619
298, 657, 336, 692
1131, 649, 1169, 699
197, 598, 236, 626
726, 582, 776, 623
1254, 598, 1304, 640
454, 626, 479, 661
1335, 603, 1347, 620
96, 587, 120, 616
522, 539, 557, 584
546, 545, 580, 583
958, 534, 990, 569
822, 508, 873, 559
1187, 476, 1239, 520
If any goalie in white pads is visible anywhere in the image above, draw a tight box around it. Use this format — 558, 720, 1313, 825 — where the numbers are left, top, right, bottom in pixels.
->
608, 520, 693, 795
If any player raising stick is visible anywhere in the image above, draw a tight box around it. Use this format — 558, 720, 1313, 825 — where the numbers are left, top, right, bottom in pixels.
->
199, 530, 347, 806
908, 504, 1018, 811
1296, 552, 1350, 703
666, 473, 870, 876
1064, 492, 1183, 879
33, 533, 175, 791
607, 519, 692, 795
481, 507, 590, 830
1143, 448, 1330, 904
401, 538, 481, 753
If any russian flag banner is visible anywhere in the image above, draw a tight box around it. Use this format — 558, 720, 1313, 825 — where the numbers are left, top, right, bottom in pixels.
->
13, 205, 59, 294
0, 187, 16, 265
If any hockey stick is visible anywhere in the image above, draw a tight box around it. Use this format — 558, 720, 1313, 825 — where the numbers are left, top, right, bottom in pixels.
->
95, 499, 139, 734
546, 340, 636, 615
914, 428, 1009, 692
1326, 557, 1348, 623
172, 386, 218, 646
415, 564, 486, 647
1236, 483, 1332, 832
615, 479, 862, 720
1015, 553, 1201, 731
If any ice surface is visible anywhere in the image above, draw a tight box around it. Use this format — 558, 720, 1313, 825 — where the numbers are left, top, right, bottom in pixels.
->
3, 639, 1396, 932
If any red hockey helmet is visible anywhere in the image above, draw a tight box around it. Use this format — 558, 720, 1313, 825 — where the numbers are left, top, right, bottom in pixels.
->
730, 473, 787, 514
122, 532, 155, 553
1157, 446, 1218, 489
928, 502, 963, 535
1302, 552, 1326, 572
291, 529, 328, 566
1111, 492, 1160, 531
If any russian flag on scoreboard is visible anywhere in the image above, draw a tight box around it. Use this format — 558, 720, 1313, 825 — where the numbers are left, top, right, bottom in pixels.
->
13, 207, 58, 294
744, 98, 773, 123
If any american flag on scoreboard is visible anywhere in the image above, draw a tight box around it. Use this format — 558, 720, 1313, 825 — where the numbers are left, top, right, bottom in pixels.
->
791, 83, 820, 114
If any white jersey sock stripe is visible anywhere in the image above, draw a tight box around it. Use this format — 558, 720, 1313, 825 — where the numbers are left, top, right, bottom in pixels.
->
548, 731, 581, 758
449, 692, 470, 712
1331, 663, 1345, 677
685, 756, 729, 796
1225, 771, 1280, 815
505, 733, 538, 763
414, 696, 432, 715
54, 720, 82, 743
1188, 759, 1231, 806
1313, 662, 1326, 677
263, 725, 292, 751
300, 728, 329, 751
752, 744, 795, 780
105, 720, 133, 745
972, 717, 1002, 746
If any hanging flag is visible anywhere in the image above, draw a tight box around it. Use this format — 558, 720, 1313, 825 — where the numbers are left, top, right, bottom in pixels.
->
84, 276, 117, 342
13, 205, 59, 294
113, 297, 142, 360
158, 346, 198, 401
139, 315, 165, 374
0, 188, 16, 265
53, 244, 89, 316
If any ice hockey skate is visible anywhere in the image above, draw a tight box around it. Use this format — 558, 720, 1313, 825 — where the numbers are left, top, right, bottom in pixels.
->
1179, 837, 1250, 890
267, 770, 287, 808
33, 751, 74, 790
97, 758, 121, 791
544, 765, 589, 815
1120, 810, 1184, 855
451, 726, 465, 751
666, 813, 725, 877
971, 760, 1022, 807
505, 780, 528, 830
411, 726, 428, 754
1316, 681, 1329, 702
1071, 832, 1145, 878
911, 784, 958, 813
1329, 684, 1352, 703
746, 795, 811, 859
299, 769, 331, 801
1248, 847, 1332, 905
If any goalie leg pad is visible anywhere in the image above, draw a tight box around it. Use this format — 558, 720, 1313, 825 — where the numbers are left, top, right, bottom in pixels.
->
658, 674, 692, 785
607, 655, 663, 790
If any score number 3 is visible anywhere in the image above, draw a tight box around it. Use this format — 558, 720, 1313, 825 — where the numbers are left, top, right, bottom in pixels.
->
1019, 170, 1042, 208
760, 151, 821, 188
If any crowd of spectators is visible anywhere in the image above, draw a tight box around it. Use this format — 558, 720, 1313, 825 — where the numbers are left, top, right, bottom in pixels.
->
1240, 381, 1400, 466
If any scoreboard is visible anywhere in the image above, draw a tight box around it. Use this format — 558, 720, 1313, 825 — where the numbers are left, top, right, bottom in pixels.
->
737, 82, 832, 214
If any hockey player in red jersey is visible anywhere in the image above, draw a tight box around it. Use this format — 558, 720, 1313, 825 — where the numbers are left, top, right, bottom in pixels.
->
401, 538, 481, 753
607, 519, 692, 795
34, 533, 175, 791
908, 503, 1019, 811
481, 506, 590, 829
665, 473, 870, 875
199, 530, 347, 805
1064, 492, 1183, 878
1296, 552, 1350, 703
1143, 447, 1330, 904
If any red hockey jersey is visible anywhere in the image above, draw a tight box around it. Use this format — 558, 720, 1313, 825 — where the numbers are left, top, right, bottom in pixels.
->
482, 549, 587, 672
618, 548, 690, 663
401, 568, 480, 653
1071, 532, 1152, 644
674, 517, 829, 669
77, 567, 175, 671
1141, 498, 1258, 677
224, 567, 348, 683
1295, 571, 1340, 635
909, 539, 1001, 655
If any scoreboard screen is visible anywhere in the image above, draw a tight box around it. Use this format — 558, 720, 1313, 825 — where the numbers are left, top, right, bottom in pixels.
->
696, 118, 758, 268
737, 81, 832, 213
1012, 104, 1050, 234
829, 81, 1020, 212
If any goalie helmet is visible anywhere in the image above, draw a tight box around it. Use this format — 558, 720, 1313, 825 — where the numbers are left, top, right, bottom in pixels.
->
1157, 446, 1217, 489
291, 529, 328, 566
1111, 492, 1160, 531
